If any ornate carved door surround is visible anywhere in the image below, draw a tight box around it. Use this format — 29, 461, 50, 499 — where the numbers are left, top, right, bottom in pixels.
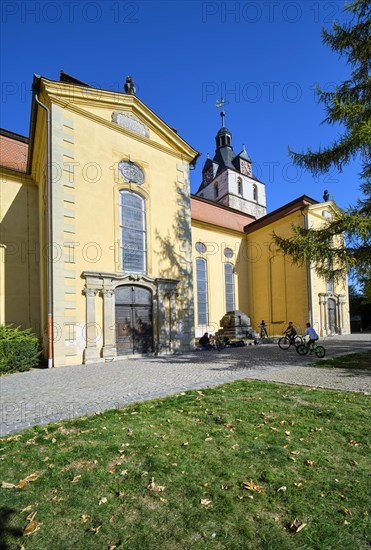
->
318, 292, 347, 336
82, 271, 179, 362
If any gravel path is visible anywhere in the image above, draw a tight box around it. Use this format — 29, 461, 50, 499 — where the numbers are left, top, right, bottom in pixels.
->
1, 335, 370, 436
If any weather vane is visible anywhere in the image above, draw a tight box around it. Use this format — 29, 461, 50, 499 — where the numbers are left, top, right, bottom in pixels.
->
215, 97, 229, 108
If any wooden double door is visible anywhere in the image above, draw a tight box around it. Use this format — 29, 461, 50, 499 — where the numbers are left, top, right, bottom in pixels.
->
115, 285, 153, 355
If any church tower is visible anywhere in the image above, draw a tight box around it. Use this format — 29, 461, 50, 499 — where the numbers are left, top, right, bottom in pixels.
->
196, 112, 266, 218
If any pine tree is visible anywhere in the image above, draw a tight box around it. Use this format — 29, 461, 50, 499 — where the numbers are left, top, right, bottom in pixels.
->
274, 0, 371, 300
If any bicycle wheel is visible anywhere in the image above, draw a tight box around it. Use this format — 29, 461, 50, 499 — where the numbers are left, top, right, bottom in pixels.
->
315, 346, 326, 358
296, 344, 308, 355
294, 335, 303, 345
278, 337, 290, 350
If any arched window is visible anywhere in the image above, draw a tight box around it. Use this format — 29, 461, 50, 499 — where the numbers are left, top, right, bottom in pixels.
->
119, 190, 146, 273
224, 262, 235, 312
237, 177, 243, 196
214, 182, 219, 198
253, 184, 258, 201
196, 258, 208, 326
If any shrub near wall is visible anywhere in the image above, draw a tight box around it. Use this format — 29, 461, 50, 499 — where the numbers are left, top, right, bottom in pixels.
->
0, 325, 41, 374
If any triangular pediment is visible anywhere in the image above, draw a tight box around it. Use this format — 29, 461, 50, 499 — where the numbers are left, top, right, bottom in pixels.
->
40, 77, 198, 161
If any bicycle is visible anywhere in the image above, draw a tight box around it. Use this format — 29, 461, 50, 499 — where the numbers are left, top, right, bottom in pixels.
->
278, 334, 303, 350
296, 340, 326, 358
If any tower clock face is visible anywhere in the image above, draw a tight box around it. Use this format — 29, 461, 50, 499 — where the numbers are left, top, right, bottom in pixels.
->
203, 167, 214, 184
240, 160, 251, 176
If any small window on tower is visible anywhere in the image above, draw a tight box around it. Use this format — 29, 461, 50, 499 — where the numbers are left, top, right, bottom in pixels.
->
237, 177, 243, 196
253, 184, 258, 201
214, 182, 219, 198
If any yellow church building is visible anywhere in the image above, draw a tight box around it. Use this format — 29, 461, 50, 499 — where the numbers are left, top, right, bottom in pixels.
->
0, 73, 350, 367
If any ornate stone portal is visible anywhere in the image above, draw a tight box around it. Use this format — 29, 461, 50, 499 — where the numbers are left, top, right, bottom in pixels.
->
318, 292, 347, 336
82, 271, 179, 362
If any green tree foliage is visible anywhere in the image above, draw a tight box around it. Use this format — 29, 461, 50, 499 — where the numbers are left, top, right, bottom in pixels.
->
274, 0, 371, 299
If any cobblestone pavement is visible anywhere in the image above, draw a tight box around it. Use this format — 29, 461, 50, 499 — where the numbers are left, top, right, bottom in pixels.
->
1, 335, 370, 435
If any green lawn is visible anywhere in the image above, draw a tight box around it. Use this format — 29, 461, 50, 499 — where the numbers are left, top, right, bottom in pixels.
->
311, 351, 371, 370
1, 380, 370, 549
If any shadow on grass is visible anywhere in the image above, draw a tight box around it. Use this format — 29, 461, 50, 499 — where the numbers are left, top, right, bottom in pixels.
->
0, 507, 23, 549
310, 351, 371, 372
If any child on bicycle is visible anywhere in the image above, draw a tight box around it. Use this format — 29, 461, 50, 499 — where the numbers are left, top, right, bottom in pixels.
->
304, 323, 319, 349
283, 321, 297, 343
258, 320, 268, 338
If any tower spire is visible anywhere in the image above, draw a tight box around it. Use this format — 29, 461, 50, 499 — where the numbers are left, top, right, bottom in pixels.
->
221, 110, 225, 128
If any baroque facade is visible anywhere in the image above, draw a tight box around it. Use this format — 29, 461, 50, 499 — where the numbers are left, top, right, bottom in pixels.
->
0, 73, 350, 367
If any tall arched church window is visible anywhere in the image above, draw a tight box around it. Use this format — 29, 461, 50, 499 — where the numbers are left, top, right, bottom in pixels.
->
253, 184, 258, 201
237, 177, 243, 196
196, 258, 208, 326
224, 262, 235, 312
214, 182, 219, 198
119, 190, 147, 273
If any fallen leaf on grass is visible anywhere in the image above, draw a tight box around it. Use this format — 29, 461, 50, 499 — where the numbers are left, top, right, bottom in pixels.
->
99, 497, 107, 505
147, 478, 165, 492
26, 511, 37, 522
71, 475, 81, 484
348, 439, 359, 446
1, 481, 18, 489
89, 525, 102, 534
80, 514, 90, 524
305, 460, 316, 466
242, 481, 265, 493
277, 486, 287, 492
200, 499, 212, 508
182, 442, 189, 446
341, 508, 352, 516
290, 451, 300, 455
288, 518, 307, 532
21, 505, 33, 512
23, 520, 41, 536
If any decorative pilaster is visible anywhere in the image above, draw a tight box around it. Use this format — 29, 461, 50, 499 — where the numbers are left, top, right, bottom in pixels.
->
83, 287, 100, 363
339, 295, 347, 334
319, 294, 327, 336
102, 288, 116, 359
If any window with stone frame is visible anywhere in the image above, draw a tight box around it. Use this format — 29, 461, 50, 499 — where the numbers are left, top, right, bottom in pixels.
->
120, 190, 147, 273
237, 177, 243, 196
224, 262, 235, 312
196, 257, 209, 326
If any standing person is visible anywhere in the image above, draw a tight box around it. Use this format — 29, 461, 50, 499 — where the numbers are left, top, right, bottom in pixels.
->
283, 321, 297, 343
304, 323, 319, 349
259, 320, 268, 338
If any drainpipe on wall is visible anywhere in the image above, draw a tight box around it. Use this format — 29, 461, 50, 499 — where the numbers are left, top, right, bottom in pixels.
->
301, 207, 313, 326
0, 244, 6, 325
35, 94, 54, 368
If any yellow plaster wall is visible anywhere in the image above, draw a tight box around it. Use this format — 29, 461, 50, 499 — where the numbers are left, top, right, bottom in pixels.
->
246, 211, 309, 336
191, 221, 248, 336
46, 94, 195, 366
306, 203, 350, 334
0, 169, 40, 334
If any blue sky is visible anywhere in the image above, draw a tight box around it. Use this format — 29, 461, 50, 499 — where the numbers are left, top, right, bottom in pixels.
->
0, 0, 362, 212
